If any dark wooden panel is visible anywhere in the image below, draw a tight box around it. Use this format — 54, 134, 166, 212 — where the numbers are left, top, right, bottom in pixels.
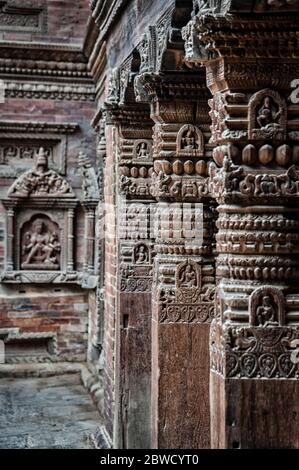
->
153, 322, 210, 449
119, 292, 152, 449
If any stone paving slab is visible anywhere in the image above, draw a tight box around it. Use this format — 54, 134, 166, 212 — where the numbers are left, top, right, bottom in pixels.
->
0, 374, 102, 449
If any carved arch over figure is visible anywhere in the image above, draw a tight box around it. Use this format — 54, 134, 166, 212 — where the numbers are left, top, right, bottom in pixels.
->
248, 89, 287, 141
176, 124, 204, 157
249, 286, 285, 327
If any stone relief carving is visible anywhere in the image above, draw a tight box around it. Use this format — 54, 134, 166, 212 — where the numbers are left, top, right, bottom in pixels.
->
210, 156, 299, 203
21, 216, 61, 270
248, 89, 287, 141
78, 151, 100, 200
8, 148, 74, 198
0, 1, 47, 33
0, 121, 77, 177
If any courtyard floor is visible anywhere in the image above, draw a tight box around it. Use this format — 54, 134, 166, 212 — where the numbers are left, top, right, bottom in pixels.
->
0, 373, 100, 449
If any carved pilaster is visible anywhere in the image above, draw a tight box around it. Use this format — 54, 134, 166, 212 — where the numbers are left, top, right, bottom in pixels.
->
184, 3, 299, 448
67, 208, 75, 272
135, 70, 216, 448
6, 205, 15, 271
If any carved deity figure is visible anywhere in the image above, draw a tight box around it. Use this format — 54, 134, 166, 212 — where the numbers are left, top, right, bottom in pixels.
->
179, 264, 197, 287
257, 96, 282, 129
136, 142, 150, 159
22, 218, 61, 269
256, 295, 277, 326
182, 128, 196, 150
21, 147, 34, 159
135, 244, 149, 264
4, 147, 17, 159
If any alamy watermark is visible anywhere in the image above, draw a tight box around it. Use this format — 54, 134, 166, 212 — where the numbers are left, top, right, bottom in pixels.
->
98, 198, 204, 247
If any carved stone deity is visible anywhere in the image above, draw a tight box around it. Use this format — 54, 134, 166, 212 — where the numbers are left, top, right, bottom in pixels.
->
21, 217, 61, 270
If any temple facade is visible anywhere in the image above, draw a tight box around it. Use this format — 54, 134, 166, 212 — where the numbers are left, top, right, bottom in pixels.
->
0, 0, 299, 449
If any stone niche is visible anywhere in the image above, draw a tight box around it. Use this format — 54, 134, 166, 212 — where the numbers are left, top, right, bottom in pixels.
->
1, 147, 79, 284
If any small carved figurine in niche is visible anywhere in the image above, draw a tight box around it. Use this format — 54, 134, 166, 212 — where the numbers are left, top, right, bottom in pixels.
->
176, 124, 204, 156
256, 295, 277, 326
249, 89, 286, 140
136, 142, 150, 160
249, 286, 285, 327
257, 96, 281, 129
182, 128, 196, 150
21, 217, 61, 270
179, 264, 197, 287
134, 243, 149, 264
176, 260, 201, 290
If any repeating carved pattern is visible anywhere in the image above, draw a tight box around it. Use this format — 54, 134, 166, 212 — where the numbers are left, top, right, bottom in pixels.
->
158, 285, 215, 324
211, 319, 299, 379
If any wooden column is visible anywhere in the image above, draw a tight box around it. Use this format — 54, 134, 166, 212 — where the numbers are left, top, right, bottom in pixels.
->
184, 1, 299, 448
115, 104, 155, 449
135, 71, 215, 448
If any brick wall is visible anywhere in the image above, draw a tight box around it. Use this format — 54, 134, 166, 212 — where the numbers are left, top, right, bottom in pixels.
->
0, 285, 88, 361
102, 124, 118, 439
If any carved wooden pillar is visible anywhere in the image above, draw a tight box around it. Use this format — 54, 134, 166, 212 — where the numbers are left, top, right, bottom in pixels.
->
67, 207, 75, 272
115, 104, 155, 449
184, 1, 299, 448
98, 60, 156, 447
83, 205, 97, 273
6, 205, 15, 271
135, 71, 216, 448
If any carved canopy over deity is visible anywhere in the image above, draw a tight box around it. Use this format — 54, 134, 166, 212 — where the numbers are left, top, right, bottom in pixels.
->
8, 147, 74, 198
